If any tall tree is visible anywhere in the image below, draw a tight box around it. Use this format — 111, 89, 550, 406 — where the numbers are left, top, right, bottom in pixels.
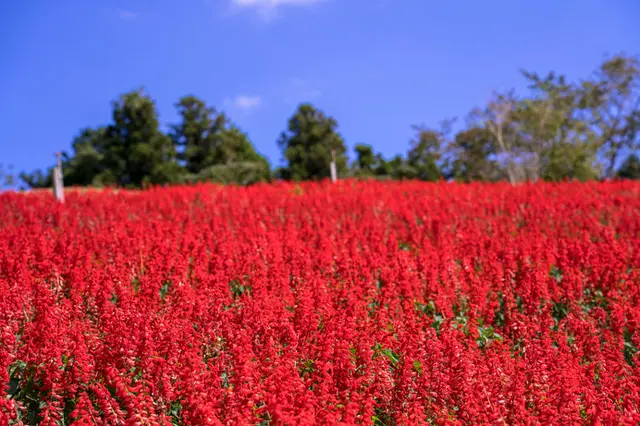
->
516, 69, 600, 181
351, 144, 389, 178
352, 143, 375, 176
473, 91, 523, 185
406, 124, 448, 181
102, 88, 181, 187
170, 96, 271, 184
193, 126, 272, 185
63, 127, 110, 186
277, 103, 347, 181
617, 153, 640, 179
448, 127, 499, 182
585, 54, 640, 178
170, 96, 227, 174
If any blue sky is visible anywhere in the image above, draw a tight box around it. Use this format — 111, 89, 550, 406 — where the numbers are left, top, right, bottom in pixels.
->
2, 0, 639, 174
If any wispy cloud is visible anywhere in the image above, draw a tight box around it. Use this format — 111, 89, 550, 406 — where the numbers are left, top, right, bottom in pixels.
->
224, 95, 263, 111
117, 9, 137, 20
229, 0, 325, 20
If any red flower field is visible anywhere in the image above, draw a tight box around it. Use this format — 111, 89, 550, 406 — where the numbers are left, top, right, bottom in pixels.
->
0, 181, 639, 425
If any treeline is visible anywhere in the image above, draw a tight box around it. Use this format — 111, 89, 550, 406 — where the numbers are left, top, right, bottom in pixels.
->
20, 54, 640, 188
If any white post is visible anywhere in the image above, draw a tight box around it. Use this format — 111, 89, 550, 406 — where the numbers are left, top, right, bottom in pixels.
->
53, 152, 64, 203
330, 149, 337, 183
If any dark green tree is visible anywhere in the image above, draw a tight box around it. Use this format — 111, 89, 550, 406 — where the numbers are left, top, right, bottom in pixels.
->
352, 143, 375, 176
277, 103, 348, 181
448, 127, 499, 182
388, 155, 417, 180
102, 88, 182, 187
170, 96, 271, 184
170, 96, 227, 174
63, 127, 110, 186
406, 126, 445, 181
20, 128, 110, 188
351, 144, 389, 178
191, 126, 272, 185
19, 169, 51, 189
617, 153, 640, 179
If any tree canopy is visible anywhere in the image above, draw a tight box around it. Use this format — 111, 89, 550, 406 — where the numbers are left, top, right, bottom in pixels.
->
276, 103, 348, 181
17, 53, 640, 189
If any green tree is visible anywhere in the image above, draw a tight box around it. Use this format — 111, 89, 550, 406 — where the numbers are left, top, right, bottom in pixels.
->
617, 153, 640, 179
20, 128, 110, 188
19, 169, 51, 189
63, 127, 110, 186
584, 54, 640, 178
0, 163, 16, 189
388, 155, 417, 180
406, 125, 446, 181
351, 144, 389, 178
352, 143, 375, 176
170, 96, 271, 184
472, 91, 523, 184
190, 126, 272, 185
170, 96, 227, 174
277, 103, 348, 181
102, 88, 182, 187
515, 69, 600, 181
448, 127, 499, 182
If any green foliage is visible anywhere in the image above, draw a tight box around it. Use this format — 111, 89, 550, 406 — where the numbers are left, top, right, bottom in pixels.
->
0, 163, 17, 189
104, 89, 181, 187
183, 161, 271, 186
406, 126, 446, 181
171, 96, 226, 174
447, 127, 500, 182
351, 144, 390, 178
277, 103, 348, 181
64, 127, 110, 186
21, 92, 270, 188
170, 96, 271, 185
617, 154, 640, 179
17, 54, 640, 188
586, 55, 640, 178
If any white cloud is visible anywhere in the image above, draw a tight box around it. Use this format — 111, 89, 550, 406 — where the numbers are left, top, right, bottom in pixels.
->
224, 95, 263, 111
117, 9, 137, 20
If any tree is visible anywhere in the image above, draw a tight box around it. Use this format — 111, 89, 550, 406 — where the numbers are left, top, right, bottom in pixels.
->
617, 153, 640, 179
472, 69, 602, 184
585, 54, 640, 178
19, 169, 51, 189
448, 127, 499, 182
473, 91, 523, 185
388, 155, 417, 180
170, 96, 227, 174
189, 126, 272, 185
19, 128, 111, 189
277, 103, 348, 181
406, 123, 449, 181
351, 144, 389, 178
62, 127, 110, 186
0, 163, 16, 190
352, 144, 375, 176
170, 96, 271, 184
516, 69, 600, 181
102, 89, 182, 187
